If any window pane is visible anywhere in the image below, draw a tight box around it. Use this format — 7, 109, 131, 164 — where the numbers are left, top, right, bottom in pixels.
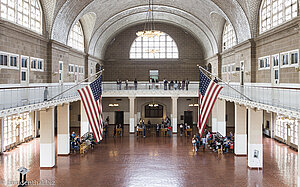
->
129, 32, 178, 59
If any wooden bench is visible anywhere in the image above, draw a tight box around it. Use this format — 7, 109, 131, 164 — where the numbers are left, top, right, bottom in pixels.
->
186, 129, 192, 136
116, 128, 123, 136
80, 142, 88, 154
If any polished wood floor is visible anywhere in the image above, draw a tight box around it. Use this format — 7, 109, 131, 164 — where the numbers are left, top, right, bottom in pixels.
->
0, 134, 297, 186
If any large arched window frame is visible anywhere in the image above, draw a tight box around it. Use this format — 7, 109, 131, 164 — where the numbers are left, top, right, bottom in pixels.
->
222, 22, 237, 51
260, 0, 298, 33
0, 0, 42, 34
68, 21, 84, 52
130, 32, 179, 59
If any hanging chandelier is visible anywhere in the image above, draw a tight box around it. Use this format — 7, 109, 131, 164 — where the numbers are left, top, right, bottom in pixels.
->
136, 0, 163, 38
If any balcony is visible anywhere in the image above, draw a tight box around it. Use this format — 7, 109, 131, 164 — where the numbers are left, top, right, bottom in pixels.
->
0, 82, 299, 118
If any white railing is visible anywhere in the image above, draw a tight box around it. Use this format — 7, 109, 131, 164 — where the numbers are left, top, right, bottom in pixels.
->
0, 82, 299, 113
0, 84, 87, 110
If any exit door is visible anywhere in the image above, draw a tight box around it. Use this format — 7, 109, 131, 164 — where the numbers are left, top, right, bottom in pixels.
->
184, 111, 193, 126
115, 111, 124, 125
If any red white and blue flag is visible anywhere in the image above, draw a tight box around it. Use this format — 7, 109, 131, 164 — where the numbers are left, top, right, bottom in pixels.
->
78, 75, 103, 142
198, 71, 222, 137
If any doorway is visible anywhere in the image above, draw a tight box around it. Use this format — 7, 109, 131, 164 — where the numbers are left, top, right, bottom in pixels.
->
184, 111, 193, 125
115, 111, 124, 125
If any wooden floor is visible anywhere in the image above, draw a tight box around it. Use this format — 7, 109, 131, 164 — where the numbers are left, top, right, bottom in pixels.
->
0, 134, 297, 186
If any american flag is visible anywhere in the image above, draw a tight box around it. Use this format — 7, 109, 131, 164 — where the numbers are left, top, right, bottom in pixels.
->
78, 75, 103, 142
198, 71, 223, 137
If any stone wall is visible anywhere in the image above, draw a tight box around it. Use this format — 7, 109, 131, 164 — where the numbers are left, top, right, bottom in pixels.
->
103, 23, 205, 81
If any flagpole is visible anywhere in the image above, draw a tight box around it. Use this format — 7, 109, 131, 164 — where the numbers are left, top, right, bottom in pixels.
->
48, 69, 103, 101
197, 65, 252, 101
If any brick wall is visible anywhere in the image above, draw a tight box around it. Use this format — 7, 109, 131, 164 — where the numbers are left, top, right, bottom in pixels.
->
103, 23, 204, 81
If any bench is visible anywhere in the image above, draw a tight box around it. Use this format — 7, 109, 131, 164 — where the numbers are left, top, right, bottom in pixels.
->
80, 142, 88, 154
186, 129, 192, 136
116, 128, 123, 136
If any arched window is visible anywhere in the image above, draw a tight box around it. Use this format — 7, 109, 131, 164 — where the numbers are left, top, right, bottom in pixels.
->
0, 0, 42, 34
68, 21, 84, 51
222, 22, 237, 51
130, 32, 179, 59
260, 0, 298, 33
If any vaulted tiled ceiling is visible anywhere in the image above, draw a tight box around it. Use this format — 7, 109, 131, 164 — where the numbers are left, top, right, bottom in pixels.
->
42, 0, 262, 59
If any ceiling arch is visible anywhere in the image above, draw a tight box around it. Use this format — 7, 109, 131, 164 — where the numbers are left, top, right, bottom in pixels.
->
50, 0, 255, 59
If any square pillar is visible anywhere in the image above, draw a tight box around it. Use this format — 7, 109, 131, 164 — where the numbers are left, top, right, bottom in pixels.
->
212, 104, 218, 133
57, 103, 70, 155
298, 120, 300, 186
234, 104, 247, 155
81, 101, 89, 137
129, 97, 135, 133
40, 108, 55, 168
172, 97, 178, 133
217, 99, 226, 136
0, 118, 3, 154
248, 108, 263, 168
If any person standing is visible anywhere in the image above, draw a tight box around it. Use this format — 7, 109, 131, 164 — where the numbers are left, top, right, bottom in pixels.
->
156, 124, 160, 136
180, 123, 183, 136
182, 80, 185, 90
186, 79, 189, 90
201, 137, 206, 151
174, 80, 178, 90
192, 135, 197, 152
125, 80, 128, 90
44, 87, 49, 101
164, 79, 168, 90
134, 78, 138, 90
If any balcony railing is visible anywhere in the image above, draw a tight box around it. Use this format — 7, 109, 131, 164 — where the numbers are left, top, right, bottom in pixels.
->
0, 82, 299, 114
0, 84, 87, 111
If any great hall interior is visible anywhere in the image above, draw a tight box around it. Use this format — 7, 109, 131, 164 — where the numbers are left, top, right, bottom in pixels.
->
0, 0, 300, 186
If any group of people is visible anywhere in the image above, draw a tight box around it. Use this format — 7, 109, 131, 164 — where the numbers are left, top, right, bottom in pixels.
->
163, 79, 190, 90
136, 117, 173, 137
70, 131, 96, 153
116, 79, 138, 90
179, 123, 192, 136
70, 132, 81, 152
208, 132, 234, 153
191, 130, 234, 153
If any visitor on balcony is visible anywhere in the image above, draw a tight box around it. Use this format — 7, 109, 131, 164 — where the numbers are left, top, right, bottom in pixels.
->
174, 80, 178, 90
125, 80, 128, 90
182, 80, 185, 90
44, 87, 49, 101
134, 78, 138, 90
186, 79, 190, 90
163, 79, 168, 90
178, 81, 181, 90
169, 80, 174, 90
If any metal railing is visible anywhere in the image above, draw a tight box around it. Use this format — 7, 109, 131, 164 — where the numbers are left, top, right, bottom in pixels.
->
0, 84, 87, 110
102, 82, 300, 112
0, 82, 299, 113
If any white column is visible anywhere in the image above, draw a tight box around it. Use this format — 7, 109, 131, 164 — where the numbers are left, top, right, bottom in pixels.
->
40, 108, 55, 168
270, 112, 274, 138
57, 103, 70, 155
217, 99, 226, 136
248, 108, 263, 169
129, 97, 135, 133
172, 97, 178, 133
34, 111, 37, 138
298, 119, 300, 187
212, 104, 218, 132
1, 118, 3, 153
81, 101, 89, 137
234, 104, 247, 155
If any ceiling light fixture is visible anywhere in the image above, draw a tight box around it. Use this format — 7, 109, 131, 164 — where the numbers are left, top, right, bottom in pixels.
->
136, 0, 163, 38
